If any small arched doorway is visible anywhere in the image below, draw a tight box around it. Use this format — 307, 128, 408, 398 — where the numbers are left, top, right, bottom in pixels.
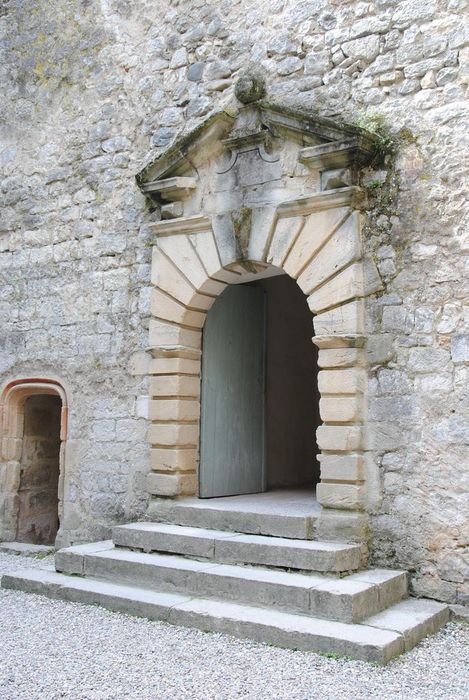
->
199, 272, 320, 498
0, 378, 68, 545
16, 394, 62, 545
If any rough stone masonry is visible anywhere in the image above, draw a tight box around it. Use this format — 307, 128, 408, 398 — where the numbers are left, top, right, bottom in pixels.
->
0, 0, 467, 614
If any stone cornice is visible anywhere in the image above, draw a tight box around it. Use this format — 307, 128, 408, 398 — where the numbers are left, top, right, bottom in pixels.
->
299, 137, 375, 170
149, 214, 212, 237
136, 102, 378, 191
140, 176, 197, 201
277, 186, 367, 218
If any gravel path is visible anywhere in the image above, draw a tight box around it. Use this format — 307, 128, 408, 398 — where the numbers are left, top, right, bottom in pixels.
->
0, 552, 468, 700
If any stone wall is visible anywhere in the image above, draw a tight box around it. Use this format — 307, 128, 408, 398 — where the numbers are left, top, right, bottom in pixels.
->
0, 0, 467, 607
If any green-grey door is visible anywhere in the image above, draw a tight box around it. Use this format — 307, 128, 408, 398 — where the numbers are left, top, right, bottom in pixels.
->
199, 285, 266, 498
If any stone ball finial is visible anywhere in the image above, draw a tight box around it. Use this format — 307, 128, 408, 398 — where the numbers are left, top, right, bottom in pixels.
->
235, 71, 266, 104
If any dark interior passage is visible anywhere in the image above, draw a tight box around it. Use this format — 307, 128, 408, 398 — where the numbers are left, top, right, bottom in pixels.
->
254, 275, 320, 489
16, 394, 61, 545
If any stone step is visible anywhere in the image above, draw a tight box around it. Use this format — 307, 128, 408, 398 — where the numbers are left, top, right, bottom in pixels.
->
55, 542, 407, 623
149, 493, 320, 540
1, 568, 448, 665
112, 522, 363, 573
0, 541, 55, 557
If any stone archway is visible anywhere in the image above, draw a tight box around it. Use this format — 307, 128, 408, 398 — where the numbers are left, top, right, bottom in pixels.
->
138, 93, 383, 543
0, 377, 68, 543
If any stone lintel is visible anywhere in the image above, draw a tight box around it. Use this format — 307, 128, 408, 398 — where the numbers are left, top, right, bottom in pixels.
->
277, 186, 366, 218
149, 215, 211, 237
313, 334, 366, 350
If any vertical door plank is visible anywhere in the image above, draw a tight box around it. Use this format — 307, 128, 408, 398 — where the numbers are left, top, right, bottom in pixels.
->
200, 285, 266, 497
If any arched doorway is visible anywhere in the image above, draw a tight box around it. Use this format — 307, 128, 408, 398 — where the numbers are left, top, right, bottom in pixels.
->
16, 394, 62, 544
199, 273, 320, 498
141, 97, 384, 542
0, 378, 68, 545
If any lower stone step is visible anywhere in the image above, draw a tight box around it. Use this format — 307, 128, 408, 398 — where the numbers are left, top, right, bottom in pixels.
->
55, 542, 407, 623
2, 567, 449, 664
0, 541, 55, 557
112, 522, 363, 573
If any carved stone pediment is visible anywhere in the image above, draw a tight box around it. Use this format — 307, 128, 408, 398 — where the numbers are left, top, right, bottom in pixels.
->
136, 101, 378, 208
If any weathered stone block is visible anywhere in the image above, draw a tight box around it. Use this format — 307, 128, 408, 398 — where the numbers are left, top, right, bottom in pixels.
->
451, 334, 469, 363
149, 375, 200, 398
320, 396, 363, 423
369, 396, 419, 422
146, 472, 197, 497
314, 300, 365, 336
150, 447, 198, 471
318, 368, 366, 394
149, 357, 201, 376
148, 423, 199, 447
318, 453, 365, 482
297, 213, 362, 295
149, 399, 200, 422
151, 248, 195, 305
317, 483, 365, 510
282, 207, 349, 279
316, 425, 363, 451
151, 289, 205, 328
408, 347, 450, 372
318, 348, 365, 369
148, 319, 201, 350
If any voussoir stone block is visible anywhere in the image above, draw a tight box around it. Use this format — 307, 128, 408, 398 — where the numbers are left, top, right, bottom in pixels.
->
307, 262, 366, 313
149, 319, 201, 350
267, 216, 305, 268
283, 207, 350, 278
151, 248, 195, 304
157, 235, 209, 290
297, 212, 361, 295
151, 288, 206, 328
190, 230, 222, 277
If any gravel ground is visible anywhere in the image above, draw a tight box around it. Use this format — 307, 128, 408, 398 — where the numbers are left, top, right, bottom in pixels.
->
0, 552, 468, 700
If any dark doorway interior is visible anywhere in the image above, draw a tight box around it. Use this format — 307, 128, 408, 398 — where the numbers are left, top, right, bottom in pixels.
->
254, 274, 320, 489
16, 394, 61, 545
199, 272, 320, 498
